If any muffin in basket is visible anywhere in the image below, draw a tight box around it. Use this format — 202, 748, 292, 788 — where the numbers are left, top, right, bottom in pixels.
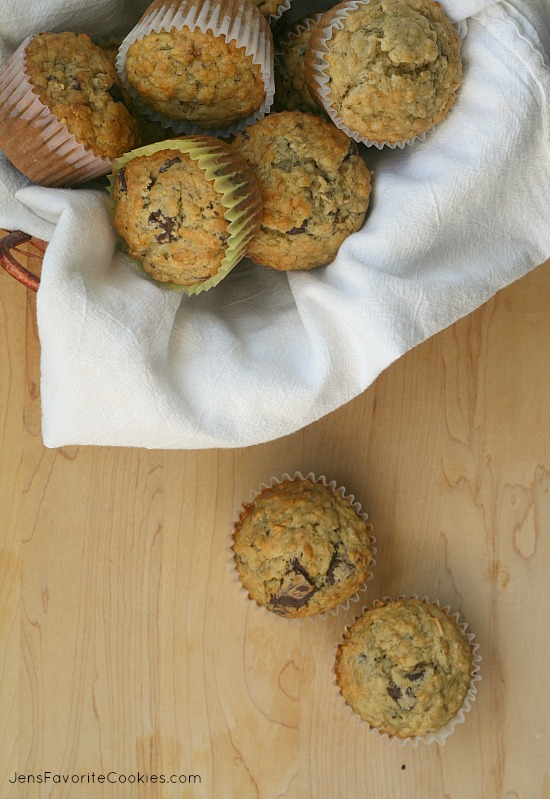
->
110, 137, 263, 295
273, 13, 324, 114
232, 474, 375, 619
117, 0, 274, 136
335, 597, 478, 740
305, 0, 462, 146
0, 32, 140, 187
232, 111, 372, 270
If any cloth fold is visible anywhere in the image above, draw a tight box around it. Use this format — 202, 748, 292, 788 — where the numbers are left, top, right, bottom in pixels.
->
1, 0, 549, 449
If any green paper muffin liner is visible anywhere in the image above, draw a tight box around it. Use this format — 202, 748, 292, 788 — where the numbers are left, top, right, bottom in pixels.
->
107, 136, 263, 296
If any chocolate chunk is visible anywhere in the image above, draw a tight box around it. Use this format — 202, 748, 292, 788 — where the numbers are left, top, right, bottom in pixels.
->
387, 685, 402, 701
148, 209, 177, 243
406, 670, 425, 682
343, 141, 359, 162
326, 546, 354, 584
271, 559, 317, 610
116, 168, 127, 192
286, 221, 308, 235
159, 156, 181, 173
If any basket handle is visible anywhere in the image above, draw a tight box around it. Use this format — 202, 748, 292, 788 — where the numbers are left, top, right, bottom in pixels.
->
0, 230, 42, 292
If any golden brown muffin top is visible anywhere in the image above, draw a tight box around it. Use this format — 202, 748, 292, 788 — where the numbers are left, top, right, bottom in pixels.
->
335, 598, 473, 737
233, 478, 374, 618
25, 31, 140, 159
125, 27, 265, 129
232, 111, 372, 270
307, 0, 462, 143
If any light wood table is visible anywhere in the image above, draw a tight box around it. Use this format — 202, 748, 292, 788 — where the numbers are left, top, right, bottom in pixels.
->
1, 244, 549, 799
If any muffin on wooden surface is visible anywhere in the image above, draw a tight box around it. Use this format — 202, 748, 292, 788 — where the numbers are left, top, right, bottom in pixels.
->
273, 14, 324, 114
232, 111, 372, 270
117, 0, 275, 136
110, 137, 262, 295
232, 474, 375, 619
305, 0, 462, 146
335, 598, 478, 740
0, 32, 140, 186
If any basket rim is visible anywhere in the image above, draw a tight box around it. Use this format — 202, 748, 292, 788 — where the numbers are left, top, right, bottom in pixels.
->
0, 229, 45, 292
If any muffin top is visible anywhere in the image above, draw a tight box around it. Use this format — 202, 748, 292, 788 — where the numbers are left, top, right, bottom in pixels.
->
335, 598, 473, 737
124, 27, 266, 129
24, 32, 140, 159
307, 0, 462, 144
274, 14, 324, 114
232, 111, 372, 270
232, 477, 374, 618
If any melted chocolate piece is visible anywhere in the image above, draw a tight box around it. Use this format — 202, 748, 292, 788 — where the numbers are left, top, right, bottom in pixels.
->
406, 670, 425, 682
343, 141, 359, 162
387, 685, 402, 701
116, 169, 127, 192
287, 220, 308, 235
271, 559, 317, 610
159, 156, 181, 173
326, 546, 354, 584
148, 210, 177, 243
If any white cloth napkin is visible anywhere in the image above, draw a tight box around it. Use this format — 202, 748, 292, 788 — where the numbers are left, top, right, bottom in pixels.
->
1, 0, 549, 449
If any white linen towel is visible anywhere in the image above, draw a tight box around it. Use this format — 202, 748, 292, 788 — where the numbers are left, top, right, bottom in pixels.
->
1, 0, 549, 449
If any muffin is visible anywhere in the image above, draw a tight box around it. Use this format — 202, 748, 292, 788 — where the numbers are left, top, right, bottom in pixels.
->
232, 475, 375, 618
0, 32, 140, 186
274, 14, 324, 114
99, 38, 171, 146
335, 598, 477, 739
232, 111, 372, 270
110, 137, 263, 294
117, 0, 275, 136
305, 0, 462, 146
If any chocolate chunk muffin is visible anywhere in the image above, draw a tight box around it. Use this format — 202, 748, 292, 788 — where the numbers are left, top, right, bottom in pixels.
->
232, 476, 375, 618
274, 14, 324, 114
24, 32, 140, 159
111, 137, 263, 293
335, 598, 475, 738
305, 0, 462, 145
232, 111, 372, 270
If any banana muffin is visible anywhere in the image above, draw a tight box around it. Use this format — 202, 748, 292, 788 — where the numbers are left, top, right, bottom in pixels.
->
274, 14, 324, 114
305, 0, 462, 145
24, 32, 140, 159
335, 598, 475, 738
232, 111, 372, 270
0, 31, 140, 185
232, 476, 375, 619
111, 137, 262, 292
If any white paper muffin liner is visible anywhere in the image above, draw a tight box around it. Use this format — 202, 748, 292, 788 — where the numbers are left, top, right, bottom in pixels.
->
334, 595, 482, 746
0, 35, 112, 186
264, 0, 292, 25
116, 0, 275, 138
229, 471, 377, 623
305, 0, 462, 149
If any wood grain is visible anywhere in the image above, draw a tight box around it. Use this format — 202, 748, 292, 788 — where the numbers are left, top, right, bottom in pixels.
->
1, 241, 550, 799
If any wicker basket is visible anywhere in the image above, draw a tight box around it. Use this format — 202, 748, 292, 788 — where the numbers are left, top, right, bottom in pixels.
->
0, 230, 45, 291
